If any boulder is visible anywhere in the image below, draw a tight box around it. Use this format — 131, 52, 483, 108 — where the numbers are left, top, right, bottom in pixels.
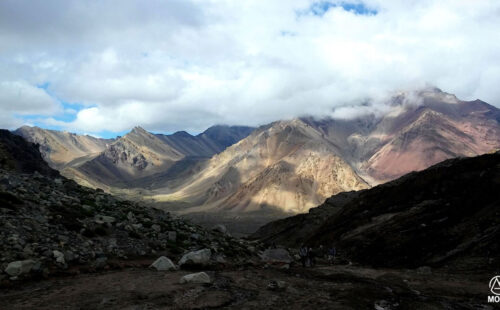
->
267, 280, 288, 291
179, 249, 211, 267
212, 224, 227, 234
179, 272, 211, 284
168, 231, 177, 242
260, 248, 293, 264
53, 250, 65, 264
94, 215, 116, 225
150, 256, 177, 271
4, 260, 36, 276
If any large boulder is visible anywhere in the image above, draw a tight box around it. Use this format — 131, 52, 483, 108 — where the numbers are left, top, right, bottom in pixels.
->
179, 272, 211, 284
179, 249, 211, 267
260, 248, 293, 264
150, 256, 177, 271
4, 260, 36, 276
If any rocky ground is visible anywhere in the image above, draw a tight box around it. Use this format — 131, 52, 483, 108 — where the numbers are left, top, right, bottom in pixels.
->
0, 130, 259, 286
1, 257, 496, 309
1, 130, 499, 309
0, 169, 259, 285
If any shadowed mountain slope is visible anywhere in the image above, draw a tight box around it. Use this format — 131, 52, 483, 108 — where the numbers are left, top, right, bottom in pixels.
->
252, 151, 500, 271
0, 129, 59, 177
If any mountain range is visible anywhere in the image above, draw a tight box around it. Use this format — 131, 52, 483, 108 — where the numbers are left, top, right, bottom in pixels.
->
15, 88, 500, 218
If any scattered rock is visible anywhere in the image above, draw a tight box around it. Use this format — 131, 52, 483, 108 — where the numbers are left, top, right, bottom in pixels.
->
179, 249, 212, 267
212, 224, 227, 234
94, 215, 116, 224
0, 129, 258, 284
267, 279, 288, 291
168, 231, 177, 242
53, 250, 65, 264
94, 256, 108, 269
4, 260, 36, 276
150, 256, 177, 271
179, 272, 211, 284
374, 300, 397, 310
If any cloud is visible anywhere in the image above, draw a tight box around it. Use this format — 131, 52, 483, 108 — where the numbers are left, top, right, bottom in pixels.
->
0, 80, 61, 129
0, 0, 499, 134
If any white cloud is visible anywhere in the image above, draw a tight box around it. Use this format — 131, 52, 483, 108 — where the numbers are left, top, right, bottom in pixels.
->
0, 0, 499, 133
0, 81, 61, 128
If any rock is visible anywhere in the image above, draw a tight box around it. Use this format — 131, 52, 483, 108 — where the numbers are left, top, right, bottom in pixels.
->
150, 256, 177, 271
416, 266, 432, 275
151, 224, 161, 232
179, 272, 211, 284
168, 231, 177, 242
64, 250, 76, 262
212, 224, 227, 234
267, 280, 288, 291
374, 300, 394, 310
127, 211, 136, 222
53, 250, 65, 264
94, 215, 116, 224
94, 257, 108, 269
179, 249, 212, 267
260, 248, 293, 264
4, 260, 36, 276
191, 233, 200, 240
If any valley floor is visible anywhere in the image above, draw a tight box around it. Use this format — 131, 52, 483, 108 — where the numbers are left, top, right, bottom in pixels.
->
1, 260, 494, 309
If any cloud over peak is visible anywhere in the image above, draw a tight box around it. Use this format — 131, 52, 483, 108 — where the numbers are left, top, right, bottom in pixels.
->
1, 0, 499, 136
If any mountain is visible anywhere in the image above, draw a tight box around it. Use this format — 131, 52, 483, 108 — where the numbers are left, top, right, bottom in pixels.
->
14, 126, 113, 169
65, 125, 254, 189
153, 119, 370, 214
151, 88, 500, 217
12, 88, 500, 218
318, 88, 500, 183
252, 150, 500, 271
156, 125, 256, 157
0, 129, 59, 177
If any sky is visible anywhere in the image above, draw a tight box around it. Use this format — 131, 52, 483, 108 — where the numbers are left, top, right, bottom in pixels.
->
1, 0, 500, 138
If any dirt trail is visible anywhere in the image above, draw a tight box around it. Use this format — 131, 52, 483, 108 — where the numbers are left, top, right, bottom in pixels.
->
1, 263, 495, 309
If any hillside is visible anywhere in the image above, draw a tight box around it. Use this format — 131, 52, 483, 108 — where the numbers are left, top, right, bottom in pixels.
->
339, 88, 500, 183
17, 125, 254, 189
152, 88, 500, 217
14, 126, 113, 169
153, 119, 369, 214
252, 151, 500, 272
0, 129, 256, 286
13, 88, 500, 218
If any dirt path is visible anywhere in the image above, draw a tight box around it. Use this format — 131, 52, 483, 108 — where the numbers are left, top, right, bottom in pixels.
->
1, 264, 496, 309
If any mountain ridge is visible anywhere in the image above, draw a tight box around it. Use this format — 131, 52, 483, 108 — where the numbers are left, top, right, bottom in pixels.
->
13, 88, 500, 217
